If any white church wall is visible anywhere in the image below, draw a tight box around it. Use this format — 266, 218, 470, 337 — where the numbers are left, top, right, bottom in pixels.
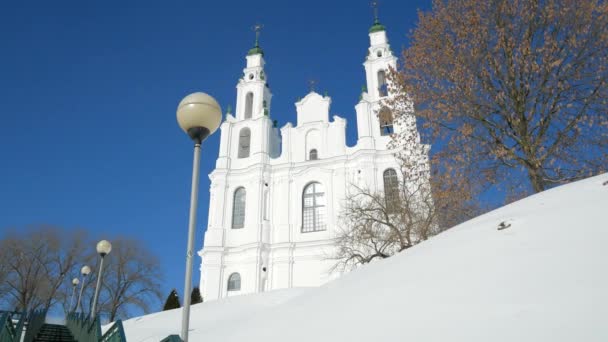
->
199, 22, 430, 301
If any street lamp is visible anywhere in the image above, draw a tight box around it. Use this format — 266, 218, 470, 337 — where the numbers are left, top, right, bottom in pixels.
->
91, 240, 112, 320
69, 277, 80, 312
76, 265, 91, 313
176, 92, 222, 342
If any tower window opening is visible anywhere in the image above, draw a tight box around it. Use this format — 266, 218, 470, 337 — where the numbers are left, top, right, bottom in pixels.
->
227, 273, 241, 291
238, 128, 251, 158
232, 187, 246, 229
383, 169, 399, 212
377, 70, 388, 97
302, 182, 326, 233
379, 107, 394, 136
309, 149, 318, 160
245, 92, 254, 119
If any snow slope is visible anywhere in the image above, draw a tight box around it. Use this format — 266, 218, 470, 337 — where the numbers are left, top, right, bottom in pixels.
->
119, 174, 608, 341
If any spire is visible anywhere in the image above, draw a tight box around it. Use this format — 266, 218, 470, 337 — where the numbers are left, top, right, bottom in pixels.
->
369, 1, 386, 33
248, 24, 265, 56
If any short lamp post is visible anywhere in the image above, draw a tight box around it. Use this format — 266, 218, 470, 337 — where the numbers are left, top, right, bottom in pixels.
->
77, 265, 91, 313
91, 240, 112, 320
69, 277, 80, 312
176, 92, 222, 342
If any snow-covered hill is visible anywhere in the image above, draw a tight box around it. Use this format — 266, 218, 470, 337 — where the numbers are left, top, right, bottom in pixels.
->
119, 174, 608, 341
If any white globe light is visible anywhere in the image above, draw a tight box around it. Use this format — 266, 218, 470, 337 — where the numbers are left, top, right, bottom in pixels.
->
176, 92, 222, 141
72, 278, 80, 286
81, 265, 91, 275
96, 240, 112, 256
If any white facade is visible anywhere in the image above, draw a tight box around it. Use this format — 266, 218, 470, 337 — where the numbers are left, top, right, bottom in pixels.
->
198, 25, 429, 301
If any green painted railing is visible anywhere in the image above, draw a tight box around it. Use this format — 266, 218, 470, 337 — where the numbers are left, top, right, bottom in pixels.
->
160, 335, 182, 342
11, 312, 25, 342
66, 313, 102, 342
0, 309, 46, 342
66, 312, 128, 342
23, 310, 47, 342
100, 319, 127, 342
0, 312, 16, 342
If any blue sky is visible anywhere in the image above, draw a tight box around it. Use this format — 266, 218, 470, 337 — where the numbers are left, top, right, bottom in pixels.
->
0, 0, 430, 306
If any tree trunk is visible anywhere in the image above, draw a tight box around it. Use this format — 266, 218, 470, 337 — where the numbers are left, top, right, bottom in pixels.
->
526, 166, 546, 193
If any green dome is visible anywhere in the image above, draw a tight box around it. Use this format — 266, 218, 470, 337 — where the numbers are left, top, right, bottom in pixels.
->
369, 22, 386, 33
247, 46, 264, 56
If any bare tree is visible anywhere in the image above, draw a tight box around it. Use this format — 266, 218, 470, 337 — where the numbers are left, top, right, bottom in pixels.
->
1, 230, 50, 311
93, 237, 163, 322
333, 147, 444, 271
389, 0, 608, 193
0, 226, 90, 312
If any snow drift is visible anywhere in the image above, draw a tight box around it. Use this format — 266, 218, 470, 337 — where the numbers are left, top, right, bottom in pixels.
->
119, 174, 608, 341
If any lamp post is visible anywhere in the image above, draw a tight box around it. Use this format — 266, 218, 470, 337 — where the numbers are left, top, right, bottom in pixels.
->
176, 92, 222, 342
69, 277, 80, 312
76, 265, 91, 313
91, 240, 112, 320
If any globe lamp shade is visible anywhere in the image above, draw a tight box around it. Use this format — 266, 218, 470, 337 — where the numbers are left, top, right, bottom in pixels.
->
72, 278, 80, 286
176, 92, 222, 142
81, 265, 91, 275
96, 240, 112, 256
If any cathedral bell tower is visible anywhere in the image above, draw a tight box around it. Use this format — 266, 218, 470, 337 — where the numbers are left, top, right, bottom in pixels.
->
215, 25, 279, 169
355, 3, 399, 149
235, 25, 272, 121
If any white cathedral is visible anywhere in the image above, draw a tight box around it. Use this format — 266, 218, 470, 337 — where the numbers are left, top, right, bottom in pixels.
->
198, 17, 429, 301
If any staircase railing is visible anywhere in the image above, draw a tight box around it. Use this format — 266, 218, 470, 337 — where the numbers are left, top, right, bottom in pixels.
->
0, 311, 17, 342
100, 320, 126, 342
11, 311, 26, 342
66, 312, 128, 342
22, 309, 47, 342
66, 313, 102, 342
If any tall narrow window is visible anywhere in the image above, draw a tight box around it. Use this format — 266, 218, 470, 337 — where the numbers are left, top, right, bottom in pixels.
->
244, 92, 253, 119
232, 187, 246, 229
379, 107, 394, 136
263, 190, 269, 221
238, 128, 251, 158
227, 273, 241, 291
383, 169, 399, 212
302, 182, 326, 233
377, 70, 388, 97
309, 149, 318, 160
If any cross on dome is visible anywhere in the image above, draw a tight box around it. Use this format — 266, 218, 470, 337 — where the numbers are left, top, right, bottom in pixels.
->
369, 1, 386, 33
248, 23, 265, 56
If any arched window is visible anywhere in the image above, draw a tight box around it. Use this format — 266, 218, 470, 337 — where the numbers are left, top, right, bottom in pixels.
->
309, 149, 318, 160
302, 182, 326, 233
383, 169, 399, 212
238, 128, 251, 158
244, 92, 253, 119
227, 273, 241, 291
232, 187, 246, 229
379, 107, 394, 136
377, 70, 388, 97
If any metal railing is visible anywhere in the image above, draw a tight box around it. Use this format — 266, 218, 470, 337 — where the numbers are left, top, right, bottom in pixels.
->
100, 319, 127, 342
66, 312, 102, 342
0, 309, 45, 342
0, 311, 18, 342
22, 310, 47, 342
66, 312, 128, 342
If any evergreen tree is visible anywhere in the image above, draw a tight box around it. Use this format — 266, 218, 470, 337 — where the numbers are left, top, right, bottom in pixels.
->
162, 289, 181, 311
191, 287, 203, 305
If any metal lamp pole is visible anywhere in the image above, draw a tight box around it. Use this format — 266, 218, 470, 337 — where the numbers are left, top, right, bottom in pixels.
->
77, 265, 91, 313
176, 92, 222, 342
91, 240, 112, 320
69, 278, 79, 312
